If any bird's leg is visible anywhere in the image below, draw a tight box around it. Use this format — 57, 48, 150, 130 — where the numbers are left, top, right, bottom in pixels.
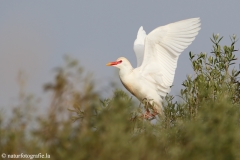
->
141, 98, 158, 120
152, 108, 159, 117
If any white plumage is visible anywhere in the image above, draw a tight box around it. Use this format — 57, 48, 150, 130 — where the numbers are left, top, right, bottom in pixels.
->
107, 18, 201, 117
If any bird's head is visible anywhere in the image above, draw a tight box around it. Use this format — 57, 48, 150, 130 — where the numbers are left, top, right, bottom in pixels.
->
106, 57, 132, 70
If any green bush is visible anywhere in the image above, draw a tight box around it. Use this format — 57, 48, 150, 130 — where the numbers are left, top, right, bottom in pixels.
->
0, 35, 240, 160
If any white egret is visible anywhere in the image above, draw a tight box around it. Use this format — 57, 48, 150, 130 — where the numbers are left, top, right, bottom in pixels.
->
107, 18, 201, 119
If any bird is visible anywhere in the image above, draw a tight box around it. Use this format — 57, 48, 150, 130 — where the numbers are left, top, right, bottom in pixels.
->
106, 18, 201, 119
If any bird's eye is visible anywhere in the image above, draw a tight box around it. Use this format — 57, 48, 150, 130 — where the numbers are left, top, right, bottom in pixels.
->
119, 60, 122, 63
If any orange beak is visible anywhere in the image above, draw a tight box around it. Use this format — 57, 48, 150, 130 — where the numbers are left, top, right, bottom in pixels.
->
106, 61, 120, 66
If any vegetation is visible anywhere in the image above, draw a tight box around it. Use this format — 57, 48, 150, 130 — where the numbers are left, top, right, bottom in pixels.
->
1, 35, 240, 160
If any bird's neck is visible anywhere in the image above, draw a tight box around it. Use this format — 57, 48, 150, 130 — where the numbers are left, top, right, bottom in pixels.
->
119, 66, 133, 78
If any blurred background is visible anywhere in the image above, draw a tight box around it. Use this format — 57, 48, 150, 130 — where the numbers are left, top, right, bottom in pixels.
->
1, 1, 240, 109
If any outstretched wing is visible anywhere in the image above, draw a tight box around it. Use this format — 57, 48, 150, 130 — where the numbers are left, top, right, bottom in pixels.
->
139, 18, 201, 97
133, 26, 146, 67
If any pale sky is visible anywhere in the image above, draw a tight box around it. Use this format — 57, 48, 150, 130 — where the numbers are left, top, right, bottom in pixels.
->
0, 1, 240, 108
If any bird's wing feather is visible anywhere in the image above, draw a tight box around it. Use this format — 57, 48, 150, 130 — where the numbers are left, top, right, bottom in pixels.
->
133, 26, 146, 67
139, 18, 201, 97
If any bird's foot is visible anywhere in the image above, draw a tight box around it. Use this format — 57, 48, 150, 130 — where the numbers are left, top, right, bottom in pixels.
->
142, 109, 158, 120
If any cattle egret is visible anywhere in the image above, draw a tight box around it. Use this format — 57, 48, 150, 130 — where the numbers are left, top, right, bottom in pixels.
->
107, 18, 201, 119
